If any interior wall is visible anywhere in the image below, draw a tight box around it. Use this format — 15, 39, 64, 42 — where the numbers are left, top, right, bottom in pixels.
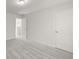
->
22, 17, 27, 40
6, 13, 27, 40
6, 13, 16, 40
26, 2, 73, 52
27, 8, 56, 47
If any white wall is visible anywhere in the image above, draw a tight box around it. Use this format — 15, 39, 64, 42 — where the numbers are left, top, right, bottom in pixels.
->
6, 13, 16, 40
22, 17, 27, 40
27, 8, 56, 47
26, 2, 73, 52
6, 13, 27, 40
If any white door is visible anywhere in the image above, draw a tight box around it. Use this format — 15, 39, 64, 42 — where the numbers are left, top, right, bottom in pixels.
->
55, 8, 73, 52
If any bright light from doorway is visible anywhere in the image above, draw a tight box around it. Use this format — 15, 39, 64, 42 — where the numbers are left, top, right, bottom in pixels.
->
16, 18, 22, 39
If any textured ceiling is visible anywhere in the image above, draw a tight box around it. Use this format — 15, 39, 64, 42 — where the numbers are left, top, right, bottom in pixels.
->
6, 0, 72, 15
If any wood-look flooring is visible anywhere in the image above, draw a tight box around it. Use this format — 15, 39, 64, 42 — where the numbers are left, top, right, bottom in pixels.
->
6, 39, 73, 59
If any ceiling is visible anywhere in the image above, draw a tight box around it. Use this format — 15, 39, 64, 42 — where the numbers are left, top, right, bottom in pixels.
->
6, 0, 72, 15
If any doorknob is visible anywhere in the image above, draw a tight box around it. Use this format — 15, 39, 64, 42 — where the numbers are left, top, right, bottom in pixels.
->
56, 30, 59, 33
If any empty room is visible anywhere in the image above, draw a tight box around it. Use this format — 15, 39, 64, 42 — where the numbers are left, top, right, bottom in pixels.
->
6, 0, 73, 59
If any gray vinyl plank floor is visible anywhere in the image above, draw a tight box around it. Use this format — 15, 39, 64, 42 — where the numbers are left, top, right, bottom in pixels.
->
6, 39, 73, 59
